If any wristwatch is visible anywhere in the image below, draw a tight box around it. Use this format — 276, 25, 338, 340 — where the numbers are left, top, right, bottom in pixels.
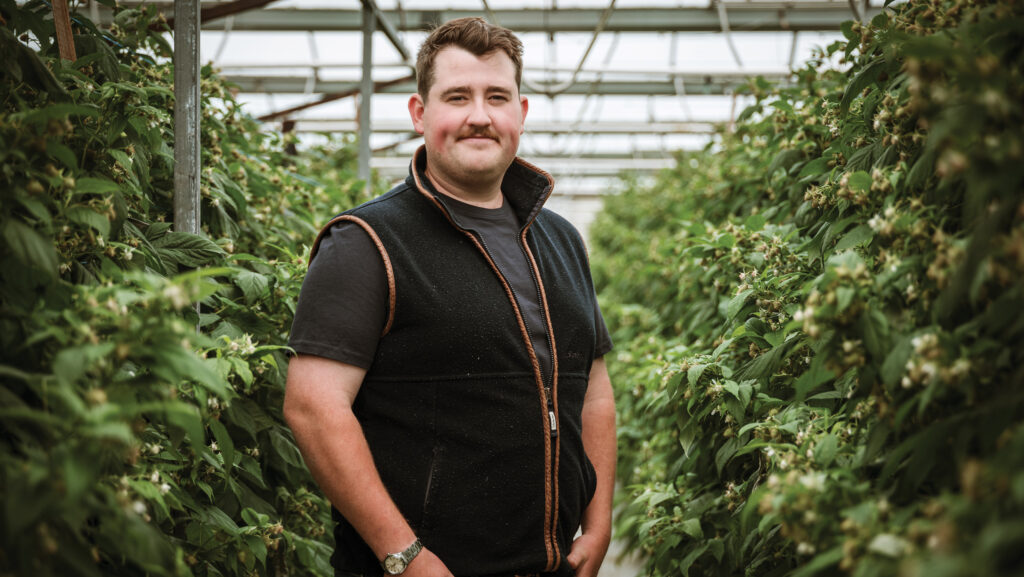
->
380, 538, 423, 575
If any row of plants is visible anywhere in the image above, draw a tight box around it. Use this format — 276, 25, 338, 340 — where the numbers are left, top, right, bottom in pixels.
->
591, 0, 1023, 575
1, 2, 371, 575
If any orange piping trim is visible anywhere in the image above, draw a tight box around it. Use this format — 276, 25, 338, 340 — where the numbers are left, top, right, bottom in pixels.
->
308, 214, 397, 337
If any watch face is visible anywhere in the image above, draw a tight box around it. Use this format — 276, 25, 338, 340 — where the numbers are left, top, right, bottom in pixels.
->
384, 556, 406, 574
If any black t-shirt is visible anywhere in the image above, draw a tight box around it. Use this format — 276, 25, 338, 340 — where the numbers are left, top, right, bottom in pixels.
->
288, 193, 613, 378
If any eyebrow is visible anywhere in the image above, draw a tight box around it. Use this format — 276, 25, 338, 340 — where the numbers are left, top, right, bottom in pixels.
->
438, 85, 515, 99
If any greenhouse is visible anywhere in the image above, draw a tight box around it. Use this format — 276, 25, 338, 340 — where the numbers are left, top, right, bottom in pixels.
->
1, 0, 1022, 576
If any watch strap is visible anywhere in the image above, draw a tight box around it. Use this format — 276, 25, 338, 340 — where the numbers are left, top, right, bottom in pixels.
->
381, 538, 422, 575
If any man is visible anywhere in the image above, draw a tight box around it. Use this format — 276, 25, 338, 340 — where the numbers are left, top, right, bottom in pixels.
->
284, 17, 615, 577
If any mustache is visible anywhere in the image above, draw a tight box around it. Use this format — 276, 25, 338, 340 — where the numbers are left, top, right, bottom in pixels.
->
457, 129, 499, 140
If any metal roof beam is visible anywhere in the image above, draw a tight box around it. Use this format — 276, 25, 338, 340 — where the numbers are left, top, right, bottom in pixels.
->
158, 0, 281, 30
285, 119, 716, 135
218, 62, 790, 75
255, 74, 415, 122
227, 74, 791, 97
102, 4, 881, 33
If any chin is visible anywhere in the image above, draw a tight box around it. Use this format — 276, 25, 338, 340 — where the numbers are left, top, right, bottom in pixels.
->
460, 154, 510, 171
457, 163, 507, 180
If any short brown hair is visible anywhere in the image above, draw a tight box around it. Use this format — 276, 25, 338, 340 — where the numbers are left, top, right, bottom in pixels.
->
415, 17, 524, 99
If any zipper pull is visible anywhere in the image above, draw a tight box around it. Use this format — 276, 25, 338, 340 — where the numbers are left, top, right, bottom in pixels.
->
546, 393, 558, 438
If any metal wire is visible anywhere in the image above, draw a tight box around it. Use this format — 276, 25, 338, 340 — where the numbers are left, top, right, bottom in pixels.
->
482, 0, 617, 98
847, 0, 864, 22
213, 15, 235, 63
715, 0, 744, 69
304, 31, 320, 96
670, 31, 694, 121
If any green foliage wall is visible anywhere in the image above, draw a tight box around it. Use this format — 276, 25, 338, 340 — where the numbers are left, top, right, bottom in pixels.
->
1, 2, 370, 575
591, 0, 1024, 575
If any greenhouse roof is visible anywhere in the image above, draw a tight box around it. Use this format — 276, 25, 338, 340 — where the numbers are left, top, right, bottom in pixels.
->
94, 0, 877, 232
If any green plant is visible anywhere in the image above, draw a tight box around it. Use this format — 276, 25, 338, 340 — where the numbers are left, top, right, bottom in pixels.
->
593, 0, 1024, 575
1, 2, 371, 575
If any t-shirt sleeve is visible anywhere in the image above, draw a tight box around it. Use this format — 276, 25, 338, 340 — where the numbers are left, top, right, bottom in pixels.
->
593, 295, 614, 358
287, 221, 388, 369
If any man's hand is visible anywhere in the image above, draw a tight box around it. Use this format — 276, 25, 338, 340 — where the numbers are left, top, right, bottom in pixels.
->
403, 547, 454, 577
567, 532, 611, 577
571, 357, 616, 577
285, 355, 447, 576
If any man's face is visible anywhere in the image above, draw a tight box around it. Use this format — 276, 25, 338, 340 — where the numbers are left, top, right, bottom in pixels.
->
408, 47, 528, 190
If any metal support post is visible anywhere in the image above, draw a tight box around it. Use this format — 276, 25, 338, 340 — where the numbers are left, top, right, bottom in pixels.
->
359, 0, 411, 65
174, 0, 201, 235
358, 2, 375, 192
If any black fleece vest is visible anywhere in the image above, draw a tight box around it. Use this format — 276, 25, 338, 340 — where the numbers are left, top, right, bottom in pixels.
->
309, 151, 600, 576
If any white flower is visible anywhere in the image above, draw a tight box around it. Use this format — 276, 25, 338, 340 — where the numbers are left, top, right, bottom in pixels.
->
241, 334, 257, 356
799, 473, 826, 490
162, 285, 189, 310
159, 483, 171, 495
951, 358, 971, 376
132, 501, 147, 515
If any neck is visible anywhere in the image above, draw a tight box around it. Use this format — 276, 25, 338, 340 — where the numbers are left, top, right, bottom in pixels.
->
424, 164, 504, 209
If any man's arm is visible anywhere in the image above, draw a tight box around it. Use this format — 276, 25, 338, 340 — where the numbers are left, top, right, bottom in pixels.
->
567, 357, 617, 577
283, 354, 453, 577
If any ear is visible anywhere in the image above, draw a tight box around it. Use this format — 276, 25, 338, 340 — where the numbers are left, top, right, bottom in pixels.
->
408, 94, 426, 135
519, 95, 529, 134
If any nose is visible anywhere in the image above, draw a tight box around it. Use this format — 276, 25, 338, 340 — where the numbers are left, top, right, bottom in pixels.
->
467, 97, 491, 127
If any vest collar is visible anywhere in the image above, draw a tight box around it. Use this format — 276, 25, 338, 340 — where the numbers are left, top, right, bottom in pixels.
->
407, 145, 555, 232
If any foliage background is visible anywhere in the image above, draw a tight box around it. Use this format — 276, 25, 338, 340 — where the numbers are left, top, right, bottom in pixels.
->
1, 2, 369, 575
592, 0, 1024, 575
4, 0, 1024, 576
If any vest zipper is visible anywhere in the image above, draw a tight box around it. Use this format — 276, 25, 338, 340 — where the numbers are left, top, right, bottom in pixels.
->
417, 171, 562, 571
518, 234, 562, 571
469, 228, 561, 572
